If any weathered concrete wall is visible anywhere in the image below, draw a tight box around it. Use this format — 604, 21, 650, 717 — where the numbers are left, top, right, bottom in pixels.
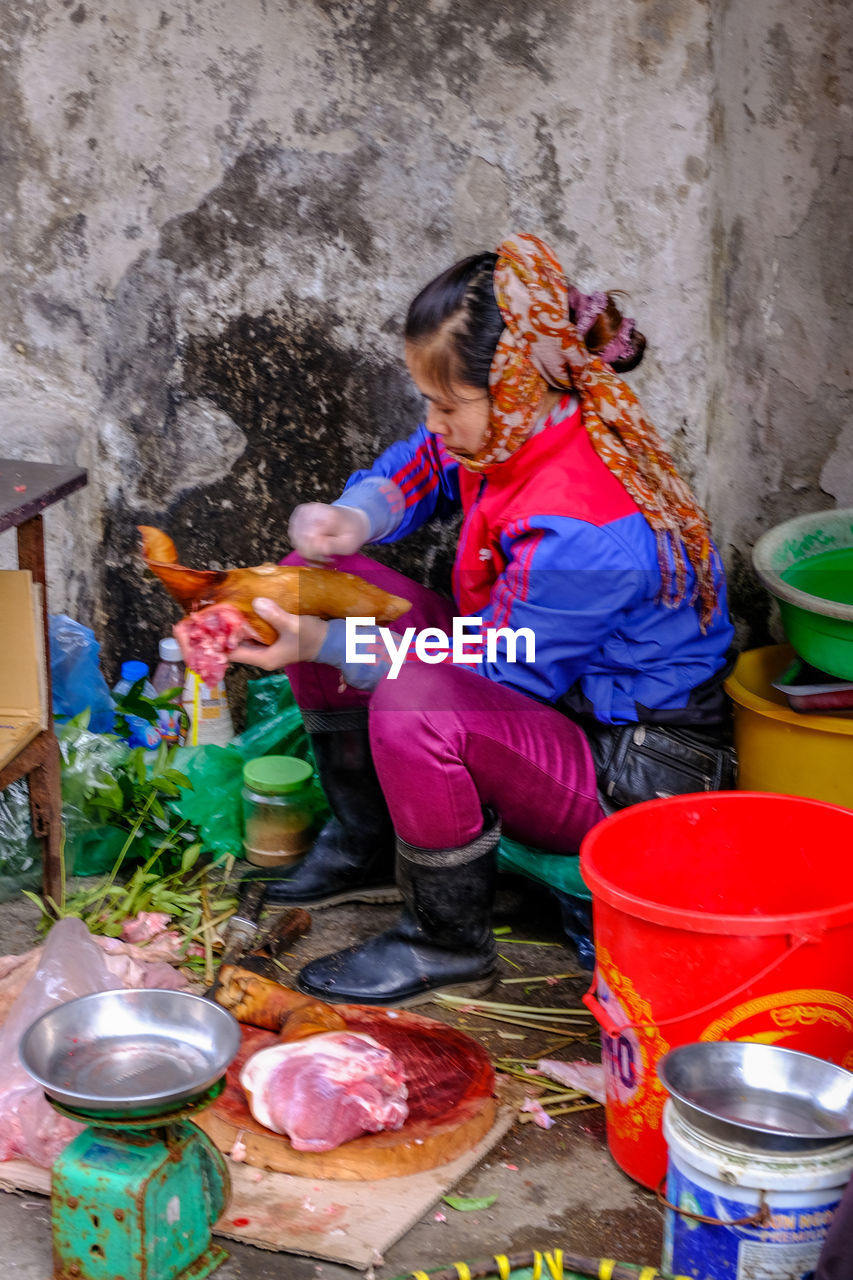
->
1, 1, 849, 682
707, 0, 853, 641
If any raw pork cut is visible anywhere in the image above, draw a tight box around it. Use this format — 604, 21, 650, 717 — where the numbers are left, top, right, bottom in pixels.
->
174, 604, 257, 685
240, 1031, 408, 1152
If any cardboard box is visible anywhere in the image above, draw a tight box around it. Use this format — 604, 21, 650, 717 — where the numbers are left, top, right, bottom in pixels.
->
0, 570, 47, 771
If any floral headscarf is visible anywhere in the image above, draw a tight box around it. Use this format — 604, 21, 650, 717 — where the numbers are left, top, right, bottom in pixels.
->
454, 232, 718, 628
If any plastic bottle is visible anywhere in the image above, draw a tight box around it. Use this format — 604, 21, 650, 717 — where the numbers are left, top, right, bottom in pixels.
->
180, 668, 234, 747
112, 660, 162, 750
151, 637, 186, 745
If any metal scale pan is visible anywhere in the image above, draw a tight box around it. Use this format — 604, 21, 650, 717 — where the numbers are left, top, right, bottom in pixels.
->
20, 988, 241, 1118
658, 1041, 853, 1151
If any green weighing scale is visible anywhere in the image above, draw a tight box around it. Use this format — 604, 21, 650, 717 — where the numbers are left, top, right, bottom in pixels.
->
20, 989, 241, 1280
49, 1083, 229, 1280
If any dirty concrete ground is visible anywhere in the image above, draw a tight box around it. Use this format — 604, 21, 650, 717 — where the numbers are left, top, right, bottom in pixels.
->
0, 880, 664, 1279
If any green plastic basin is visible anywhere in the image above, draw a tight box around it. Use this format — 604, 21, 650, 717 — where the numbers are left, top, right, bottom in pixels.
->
753, 508, 853, 679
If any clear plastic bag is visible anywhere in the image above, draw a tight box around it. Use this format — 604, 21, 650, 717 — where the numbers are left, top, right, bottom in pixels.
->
57, 718, 131, 876
0, 779, 41, 902
0, 917, 123, 1166
0, 717, 131, 888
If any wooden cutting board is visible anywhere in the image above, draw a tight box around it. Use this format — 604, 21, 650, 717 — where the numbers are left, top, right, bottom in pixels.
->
194, 1004, 497, 1180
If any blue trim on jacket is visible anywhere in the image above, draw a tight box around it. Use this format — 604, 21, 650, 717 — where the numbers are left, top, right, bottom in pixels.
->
337, 422, 735, 724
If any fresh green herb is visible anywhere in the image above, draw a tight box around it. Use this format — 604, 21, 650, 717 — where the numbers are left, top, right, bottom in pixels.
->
23, 823, 239, 970
58, 714, 196, 872
112, 679, 188, 743
22, 709, 243, 979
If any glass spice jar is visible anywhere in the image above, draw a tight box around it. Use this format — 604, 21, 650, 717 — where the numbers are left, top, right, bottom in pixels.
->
241, 756, 316, 868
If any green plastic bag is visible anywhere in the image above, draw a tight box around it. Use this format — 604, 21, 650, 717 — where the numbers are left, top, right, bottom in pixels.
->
169, 744, 246, 860
69, 825, 132, 877
171, 673, 327, 860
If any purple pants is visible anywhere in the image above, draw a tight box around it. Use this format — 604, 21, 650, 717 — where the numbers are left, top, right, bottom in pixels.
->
285, 553, 603, 851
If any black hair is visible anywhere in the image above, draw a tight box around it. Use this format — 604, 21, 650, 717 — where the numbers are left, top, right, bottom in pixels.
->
404, 253, 502, 394
404, 250, 646, 393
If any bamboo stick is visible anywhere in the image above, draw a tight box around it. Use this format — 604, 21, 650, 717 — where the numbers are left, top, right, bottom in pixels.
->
436, 994, 591, 1015
495, 1064, 581, 1091
453, 1009, 591, 1034
542, 1101, 602, 1118
500, 973, 584, 985
200, 881, 215, 989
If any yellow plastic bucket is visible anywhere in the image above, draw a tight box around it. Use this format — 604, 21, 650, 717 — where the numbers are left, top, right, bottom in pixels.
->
725, 645, 853, 808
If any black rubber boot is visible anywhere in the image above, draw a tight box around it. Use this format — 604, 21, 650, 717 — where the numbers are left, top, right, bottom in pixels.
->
296, 814, 501, 1006
245, 709, 399, 908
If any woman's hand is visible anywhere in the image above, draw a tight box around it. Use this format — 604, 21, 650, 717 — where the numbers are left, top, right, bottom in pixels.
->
229, 598, 329, 670
288, 502, 370, 561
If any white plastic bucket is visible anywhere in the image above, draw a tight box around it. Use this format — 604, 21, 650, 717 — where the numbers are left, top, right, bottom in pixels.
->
661, 1101, 853, 1280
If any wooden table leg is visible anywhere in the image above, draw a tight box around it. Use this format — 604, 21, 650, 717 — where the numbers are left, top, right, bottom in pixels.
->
16, 514, 63, 902
16, 513, 50, 674
27, 732, 64, 904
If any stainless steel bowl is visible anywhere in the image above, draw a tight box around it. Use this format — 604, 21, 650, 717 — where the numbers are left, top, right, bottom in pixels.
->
658, 1042, 853, 1148
20, 989, 242, 1115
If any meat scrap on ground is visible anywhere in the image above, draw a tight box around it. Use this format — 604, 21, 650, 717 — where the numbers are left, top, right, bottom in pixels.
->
240, 1031, 409, 1152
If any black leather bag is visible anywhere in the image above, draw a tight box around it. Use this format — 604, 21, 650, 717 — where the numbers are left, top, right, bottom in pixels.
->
581, 720, 738, 816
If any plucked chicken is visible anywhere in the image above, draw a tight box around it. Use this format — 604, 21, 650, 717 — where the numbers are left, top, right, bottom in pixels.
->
138, 526, 411, 684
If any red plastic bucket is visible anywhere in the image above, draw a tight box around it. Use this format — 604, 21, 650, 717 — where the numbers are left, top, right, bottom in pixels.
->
579, 791, 853, 1189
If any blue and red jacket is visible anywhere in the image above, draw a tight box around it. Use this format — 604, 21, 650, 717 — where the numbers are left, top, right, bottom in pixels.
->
341, 397, 735, 726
